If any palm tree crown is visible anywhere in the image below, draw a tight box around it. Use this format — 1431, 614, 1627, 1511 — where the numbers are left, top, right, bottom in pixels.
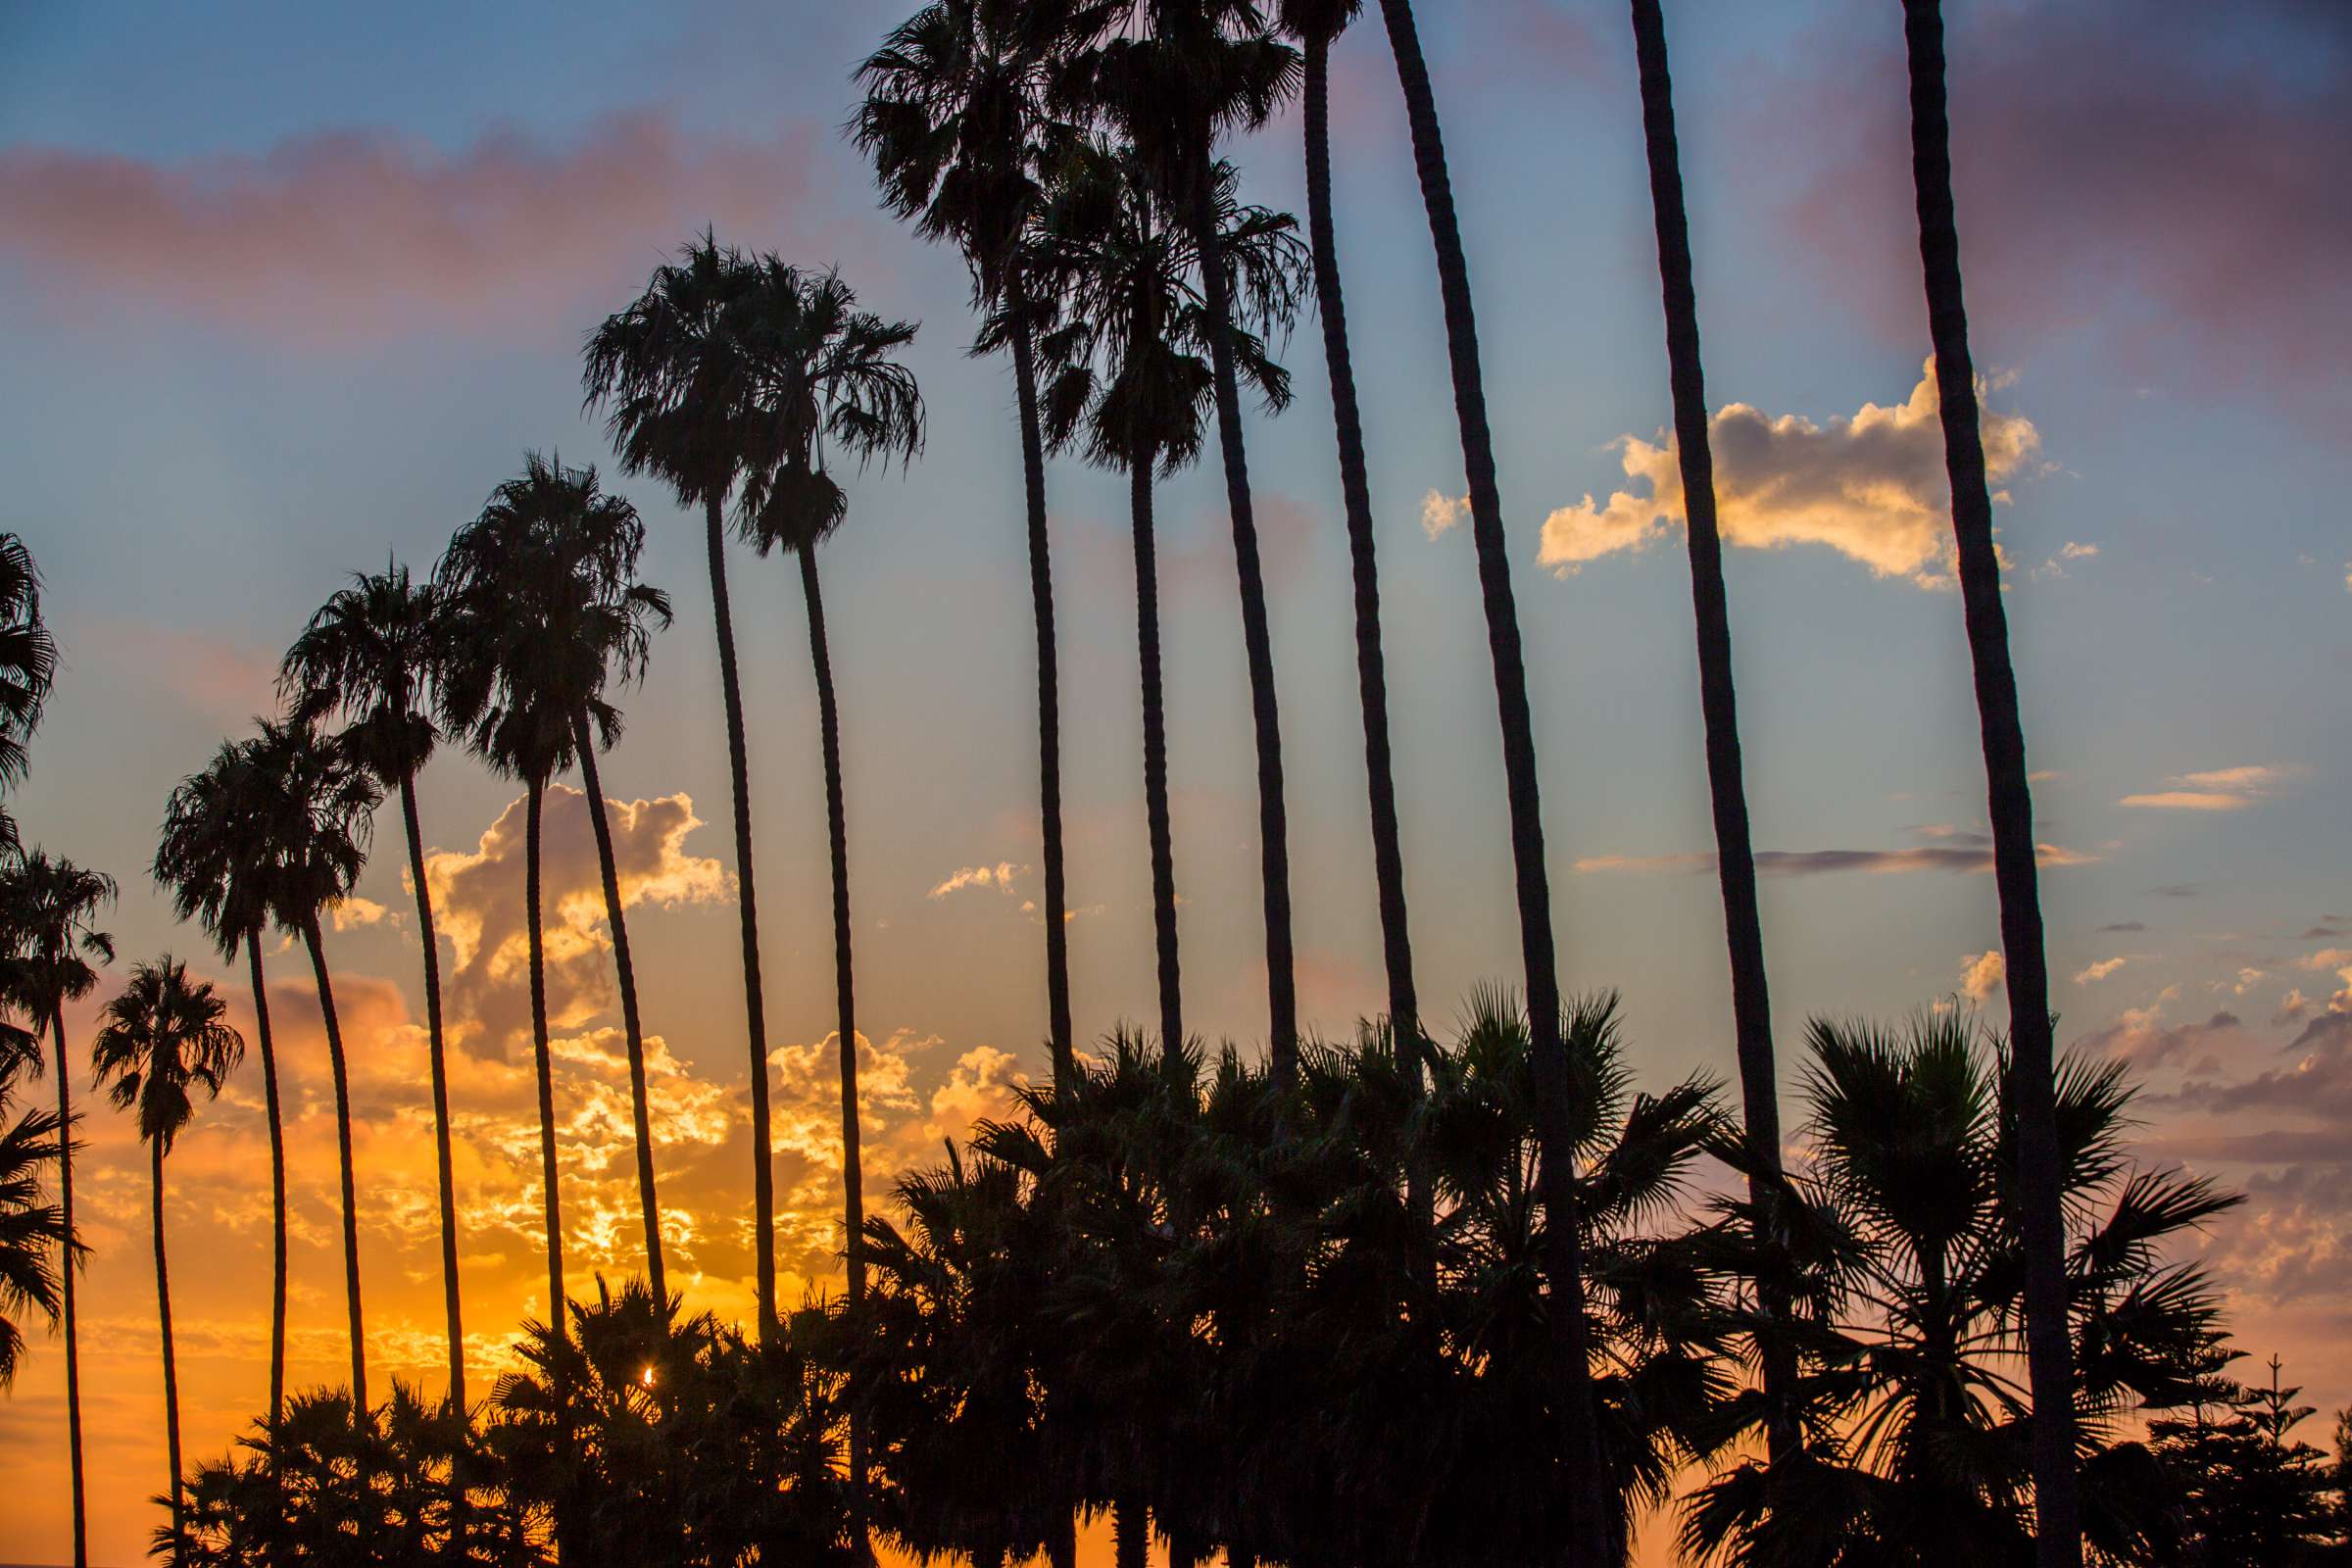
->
279, 562, 443, 789
91, 957, 243, 1153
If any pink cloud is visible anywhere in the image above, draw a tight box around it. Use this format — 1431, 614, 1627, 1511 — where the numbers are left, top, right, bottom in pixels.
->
0, 110, 819, 344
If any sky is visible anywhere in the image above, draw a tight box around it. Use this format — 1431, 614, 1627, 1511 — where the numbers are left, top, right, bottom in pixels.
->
2, 0, 2348, 1561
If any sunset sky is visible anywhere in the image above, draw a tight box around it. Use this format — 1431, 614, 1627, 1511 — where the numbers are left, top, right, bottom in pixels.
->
3, 0, 2348, 1561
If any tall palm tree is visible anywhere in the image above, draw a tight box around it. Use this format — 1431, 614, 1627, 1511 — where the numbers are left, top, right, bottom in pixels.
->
92, 956, 244, 1555
585, 238, 785, 1335
0, 849, 114, 1568
1368, 2, 1608, 1557
156, 741, 294, 1427
0, 1066, 74, 1394
438, 455, 674, 1307
0, 533, 59, 860
854, 0, 1092, 1090
280, 563, 469, 1409
1624, 0, 1788, 1451
1898, 4, 2078, 1561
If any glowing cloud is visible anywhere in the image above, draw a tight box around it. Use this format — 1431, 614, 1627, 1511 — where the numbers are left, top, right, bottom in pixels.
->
2120, 763, 2302, 810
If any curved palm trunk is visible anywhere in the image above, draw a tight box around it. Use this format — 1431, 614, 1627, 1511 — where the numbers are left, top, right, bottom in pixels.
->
1900, 4, 2079, 1561
1131, 456, 1184, 1055
702, 493, 779, 1340
1188, 168, 1298, 1079
398, 772, 466, 1409
47, 1006, 85, 1568
1374, 3, 1607, 1559
524, 779, 565, 1325
1627, 0, 1790, 1453
245, 940, 288, 1430
301, 917, 368, 1413
151, 1137, 183, 1554
796, 546, 868, 1533
1008, 281, 1076, 1088
570, 716, 666, 1304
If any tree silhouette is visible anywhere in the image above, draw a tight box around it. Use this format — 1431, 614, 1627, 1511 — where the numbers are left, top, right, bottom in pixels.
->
0, 1065, 74, 1394
0, 534, 59, 859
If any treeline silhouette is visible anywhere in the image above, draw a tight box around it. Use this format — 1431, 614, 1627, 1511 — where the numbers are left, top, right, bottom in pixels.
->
2, 1, 2347, 1565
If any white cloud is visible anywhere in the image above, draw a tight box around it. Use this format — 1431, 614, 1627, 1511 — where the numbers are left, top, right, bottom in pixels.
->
2120, 763, 2303, 811
1420, 489, 1469, 541
2074, 956, 2129, 985
1536, 357, 2042, 587
1962, 950, 2007, 1002
329, 896, 391, 932
928, 861, 1030, 900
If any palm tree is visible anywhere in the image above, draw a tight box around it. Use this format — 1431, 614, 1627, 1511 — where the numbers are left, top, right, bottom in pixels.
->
92, 956, 245, 1555
280, 563, 469, 1410
1898, 5, 2078, 1561
1623, 0, 1789, 1452
0, 849, 114, 1568
1059, 1, 1309, 1073
854, 0, 1090, 1089
585, 237, 785, 1336
438, 455, 674, 1312
156, 741, 295, 1427
0, 533, 59, 859
241, 717, 381, 1411
1368, 3, 1609, 1555
0, 1072, 74, 1394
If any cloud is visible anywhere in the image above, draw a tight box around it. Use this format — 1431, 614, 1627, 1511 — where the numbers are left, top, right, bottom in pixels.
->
2077, 1005, 2248, 1075
2120, 763, 2302, 811
1421, 490, 1469, 540
2074, 956, 2129, 985
1536, 359, 2042, 586
1573, 840, 2093, 877
928, 861, 1030, 900
2097, 921, 2148, 934
329, 896, 391, 933
1961, 950, 2006, 1002
0, 111, 817, 343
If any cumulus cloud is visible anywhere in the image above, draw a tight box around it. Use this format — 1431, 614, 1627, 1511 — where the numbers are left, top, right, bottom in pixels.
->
1536, 359, 2042, 587
2074, 956, 2129, 985
2120, 763, 2303, 811
928, 861, 1030, 900
1960, 950, 2007, 1002
1421, 490, 1470, 540
2077, 1006, 2248, 1075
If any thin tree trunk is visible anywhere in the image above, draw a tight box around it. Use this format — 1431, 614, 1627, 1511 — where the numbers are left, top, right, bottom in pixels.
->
49, 1006, 85, 1568
1188, 164, 1298, 1079
1046, 1508, 1078, 1568
245, 939, 288, 1431
302, 917, 368, 1414
525, 779, 565, 1325
1009, 280, 1075, 1089
399, 772, 466, 1409
703, 493, 778, 1340
1132, 455, 1184, 1055
1113, 1496, 1148, 1568
571, 715, 666, 1304
1627, 0, 1790, 1456
152, 1138, 183, 1555
1900, 3, 2079, 1561
798, 546, 867, 1534
1374, 4, 1608, 1560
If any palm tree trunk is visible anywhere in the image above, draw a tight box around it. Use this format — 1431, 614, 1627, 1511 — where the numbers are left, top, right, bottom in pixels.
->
703, 492, 778, 1341
1900, 4, 2079, 1561
1046, 1508, 1077, 1568
1303, 33, 1418, 1052
1113, 1495, 1148, 1568
151, 1137, 183, 1555
302, 916, 368, 1413
48, 1006, 85, 1568
1373, 4, 1608, 1559
1626, 0, 1790, 1455
1131, 454, 1184, 1055
399, 772, 466, 1409
1008, 275, 1075, 1089
797, 545, 868, 1529
570, 714, 666, 1304
525, 778, 565, 1325
245, 939, 288, 1431
1188, 163, 1298, 1078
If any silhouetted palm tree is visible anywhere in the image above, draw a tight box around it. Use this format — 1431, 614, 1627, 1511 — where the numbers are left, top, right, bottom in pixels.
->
586, 238, 786, 1336
854, 0, 1092, 1089
0, 1070, 74, 1393
1368, 3, 1608, 1554
280, 563, 469, 1410
0, 848, 114, 1568
0, 533, 58, 860
156, 741, 294, 1427
241, 717, 380, 1410
1897, 5, 2078, 1562
92, 956, 244, 1555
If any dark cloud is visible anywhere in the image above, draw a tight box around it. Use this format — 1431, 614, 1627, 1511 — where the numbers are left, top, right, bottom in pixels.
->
2098, 921, 2149, 934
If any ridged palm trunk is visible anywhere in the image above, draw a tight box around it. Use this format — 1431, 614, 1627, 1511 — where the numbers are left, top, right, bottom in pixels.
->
1301, 35, 1417, 1047
300, 918, 368, 1413
796, 546, 867, 1530
1627, 0, 1789, 1451
700, 494, 779, 1340
397, 773, 466, 1407
244, 940, 288, 1429
1900, 3, 2079, 1561
570, 715, 666, 1304
150, 1137, 184, 1554
1131, 455, 1184, 1056
1008, 280, 1075, 1089
1113, 1496, 1148, 1568
1374, 3, 1608, 1559
523, 779, 565, 1324
47, 1006, 86, 1568
1188, 167, 1298, 1079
